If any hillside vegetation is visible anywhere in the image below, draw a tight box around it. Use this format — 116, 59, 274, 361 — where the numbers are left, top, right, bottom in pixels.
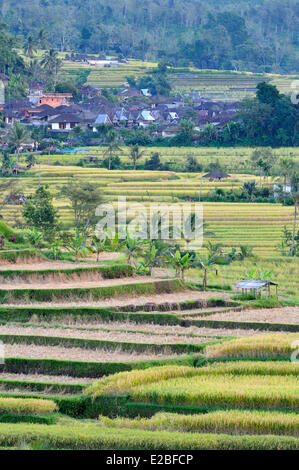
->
1, 0, 298, 73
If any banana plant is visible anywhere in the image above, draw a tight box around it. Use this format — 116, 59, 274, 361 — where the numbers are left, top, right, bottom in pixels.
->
90, 235, 109, 262
25, 227, 44, 248
134, 260, 150, 276
245, 268, 273, 280
239, 245, 254, 260
48, 239, 63, 261
166, 250, 194, 280
103, 230, 125, 252
64, 228, 86, 263
123, 231, 146, 266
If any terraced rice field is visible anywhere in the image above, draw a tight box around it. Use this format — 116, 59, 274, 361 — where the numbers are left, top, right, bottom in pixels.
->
36, 146, 299, 170
61, 57, 297, 101
0, 250, 297, 449
2, 165, 296, 261
197, 307, 299, 324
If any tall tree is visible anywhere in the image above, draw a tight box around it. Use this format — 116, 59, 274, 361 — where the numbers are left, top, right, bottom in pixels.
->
8, 123, 30, 163
59, 180, 103, 240
23, 185, 59, 238
23, 35, 37, 57
103, 129, 122, 171
41, 49, 62, 86
129, 144, 145, 171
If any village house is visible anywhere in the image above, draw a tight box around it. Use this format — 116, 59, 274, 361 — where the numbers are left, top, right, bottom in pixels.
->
93, 113, 112, 131
47, 113, 83, 131
35, 93, 73, 107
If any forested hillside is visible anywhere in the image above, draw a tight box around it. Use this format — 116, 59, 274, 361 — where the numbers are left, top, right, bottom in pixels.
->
0, 0, 298, 73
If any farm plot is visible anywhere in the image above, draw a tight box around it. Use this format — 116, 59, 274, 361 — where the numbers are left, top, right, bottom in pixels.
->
35, 146, 299, 170
197, 307, 299, 324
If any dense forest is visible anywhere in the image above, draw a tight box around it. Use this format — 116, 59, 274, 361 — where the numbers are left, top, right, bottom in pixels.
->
0, 0, 298, 73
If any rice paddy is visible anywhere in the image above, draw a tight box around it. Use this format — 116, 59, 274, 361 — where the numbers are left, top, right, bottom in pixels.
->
1, 135, 298, 448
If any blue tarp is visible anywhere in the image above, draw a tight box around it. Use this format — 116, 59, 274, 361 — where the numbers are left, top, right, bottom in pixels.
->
61, 149, 89, 153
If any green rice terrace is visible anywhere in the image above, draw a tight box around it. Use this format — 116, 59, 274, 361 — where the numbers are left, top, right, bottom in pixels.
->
0, 234, 297, 450
0, 142, 298, 450
60, 57, 297, 101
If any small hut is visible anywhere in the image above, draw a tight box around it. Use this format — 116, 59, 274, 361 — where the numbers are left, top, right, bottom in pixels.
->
82, 156, 100, 163
234, 279, 278, 299
203, 171, 231, 182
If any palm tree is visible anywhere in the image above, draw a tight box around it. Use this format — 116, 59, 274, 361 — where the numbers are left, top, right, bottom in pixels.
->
8, 123, 30, 163
103, 129, 122, 170
37, 28, 48, 49
279, 157, 295, 186
23, 35, 37, 57
290, 190, 299, 257
184, 213, 215, 250
129, 144, 145, 171
27, 59, 43, 81
194, 252, 220, 291
41, 49, 62, 86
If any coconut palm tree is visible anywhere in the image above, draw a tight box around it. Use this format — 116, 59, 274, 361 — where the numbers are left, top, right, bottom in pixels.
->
290, 190, 299, 257
129, 144, 145, 171
37, 28, 48, 49
41, 49, 62, 86
279, 157, 295, 186
8, 123, 30, 163
23, 35, 37, 57
103, 129, 122, 170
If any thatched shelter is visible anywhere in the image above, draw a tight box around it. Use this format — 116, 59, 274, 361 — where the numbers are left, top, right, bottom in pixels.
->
203, 171, 231, 181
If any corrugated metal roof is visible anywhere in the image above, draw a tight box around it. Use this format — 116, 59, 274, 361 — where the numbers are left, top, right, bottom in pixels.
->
234, 280, 278, 289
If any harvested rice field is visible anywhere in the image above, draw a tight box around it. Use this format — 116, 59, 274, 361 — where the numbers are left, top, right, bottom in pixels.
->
3, 343, 180, 362
0, 373, 93, 384
0, 290, 229, 308
0, 257, 119, 271
0, 324, 221, 345
0, 276, 164, 289
2, 321, 273, 338
199, 307, 299, 324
